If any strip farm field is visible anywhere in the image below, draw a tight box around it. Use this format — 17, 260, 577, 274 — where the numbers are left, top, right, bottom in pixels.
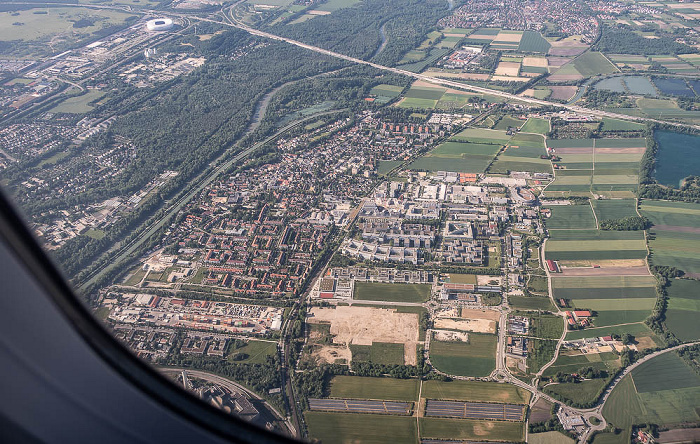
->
642, 201, 700, 276
604, 353, 700, 430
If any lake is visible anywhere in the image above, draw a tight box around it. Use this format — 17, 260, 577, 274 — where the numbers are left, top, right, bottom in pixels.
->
654, 130, 700, 187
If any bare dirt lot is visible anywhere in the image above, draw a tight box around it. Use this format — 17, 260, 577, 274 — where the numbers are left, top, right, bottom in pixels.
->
549, 86, 578, 100
522, 57, 548, 68
495, 62, 521, 76
595, 147, 645, 154
434, 317, 496, 334
560, 266, 649, 276
433, 330, 469, 342
309, 306, 420, 365
460, 308, 501, 321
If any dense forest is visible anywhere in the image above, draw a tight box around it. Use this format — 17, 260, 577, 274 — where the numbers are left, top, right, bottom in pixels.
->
594, 26, 694, 55
269, 0, 452, 65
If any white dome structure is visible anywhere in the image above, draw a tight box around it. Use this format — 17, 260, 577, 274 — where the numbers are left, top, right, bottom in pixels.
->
146, 18, 174, 32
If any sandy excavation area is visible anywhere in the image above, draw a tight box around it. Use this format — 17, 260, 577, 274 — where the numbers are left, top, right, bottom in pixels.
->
434, 317, 496, 334
309, 306, 420, 365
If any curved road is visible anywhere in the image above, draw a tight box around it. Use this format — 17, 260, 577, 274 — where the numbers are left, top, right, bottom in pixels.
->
160, 368, 296, 437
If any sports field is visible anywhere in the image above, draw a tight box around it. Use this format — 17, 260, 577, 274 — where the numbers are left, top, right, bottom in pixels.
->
353, 282, 431, 302
306, 411, 418, 444
429, 334, 497, 377
421, 380, 531, 404
329, 376, 419, 401
419, 417, 524, 441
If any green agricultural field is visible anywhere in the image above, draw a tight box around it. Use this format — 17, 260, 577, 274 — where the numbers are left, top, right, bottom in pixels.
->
353, 282, 431, 303
547, 229, 643, 241
312, 0, 361, 12
377, 160, 402, 175
642, 201, 700, 228
227, 340, 277, 364
430, 141, 501, 157
306, 412, 418, 444
632, 352, 700, 393
546, 239, 646, 252
518, 30, 551, 53
527, 339, 558, 374
50, 90, 106, 114
543, 352, 619, 377
405, 86, 446, 100
665, 279, 700, 341
489, 157, 553, 174
544, 205, 597, 229
0, 7, 134, 42
545, 378, 607, 406
508, 295, 554, 311
370, 84, 404, 100
529, 314, 565, 339
520, 117, 550, 134
571, 297, 656, 312
564, 322, 658, 341
595, 138, 646, 149
529, 431, 575, 444
548, 139, 595, 149
494, 115, 524, 131
601, 118, 646, 132
602, 375, 644, 430
398, 97, 438, 108
574, 52, 618, 77
451, 128, 511, 145
329, 376, 419, 401
429, 334, 497, 377
421, 380, 531, 404
604, 353, 700, 428
588, 309, 651, 327
409, 153, 494, 173
592, 199, 638, 221
552, 275, 656, 289
419, 417, 524, 442
370, 342, 405, 365
553, 286, 657, 301
646, 227, 700, 273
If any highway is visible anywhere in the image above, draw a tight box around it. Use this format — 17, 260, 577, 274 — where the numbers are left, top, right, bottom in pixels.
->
159, 368, 295, 437
196, 11, 700, 131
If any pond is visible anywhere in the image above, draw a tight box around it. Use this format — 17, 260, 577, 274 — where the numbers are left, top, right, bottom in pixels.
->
652, 78, 695, 98
654, 130, 700, 187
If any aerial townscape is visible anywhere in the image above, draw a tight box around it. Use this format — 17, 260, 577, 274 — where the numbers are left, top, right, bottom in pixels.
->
2, 0, 700, 442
